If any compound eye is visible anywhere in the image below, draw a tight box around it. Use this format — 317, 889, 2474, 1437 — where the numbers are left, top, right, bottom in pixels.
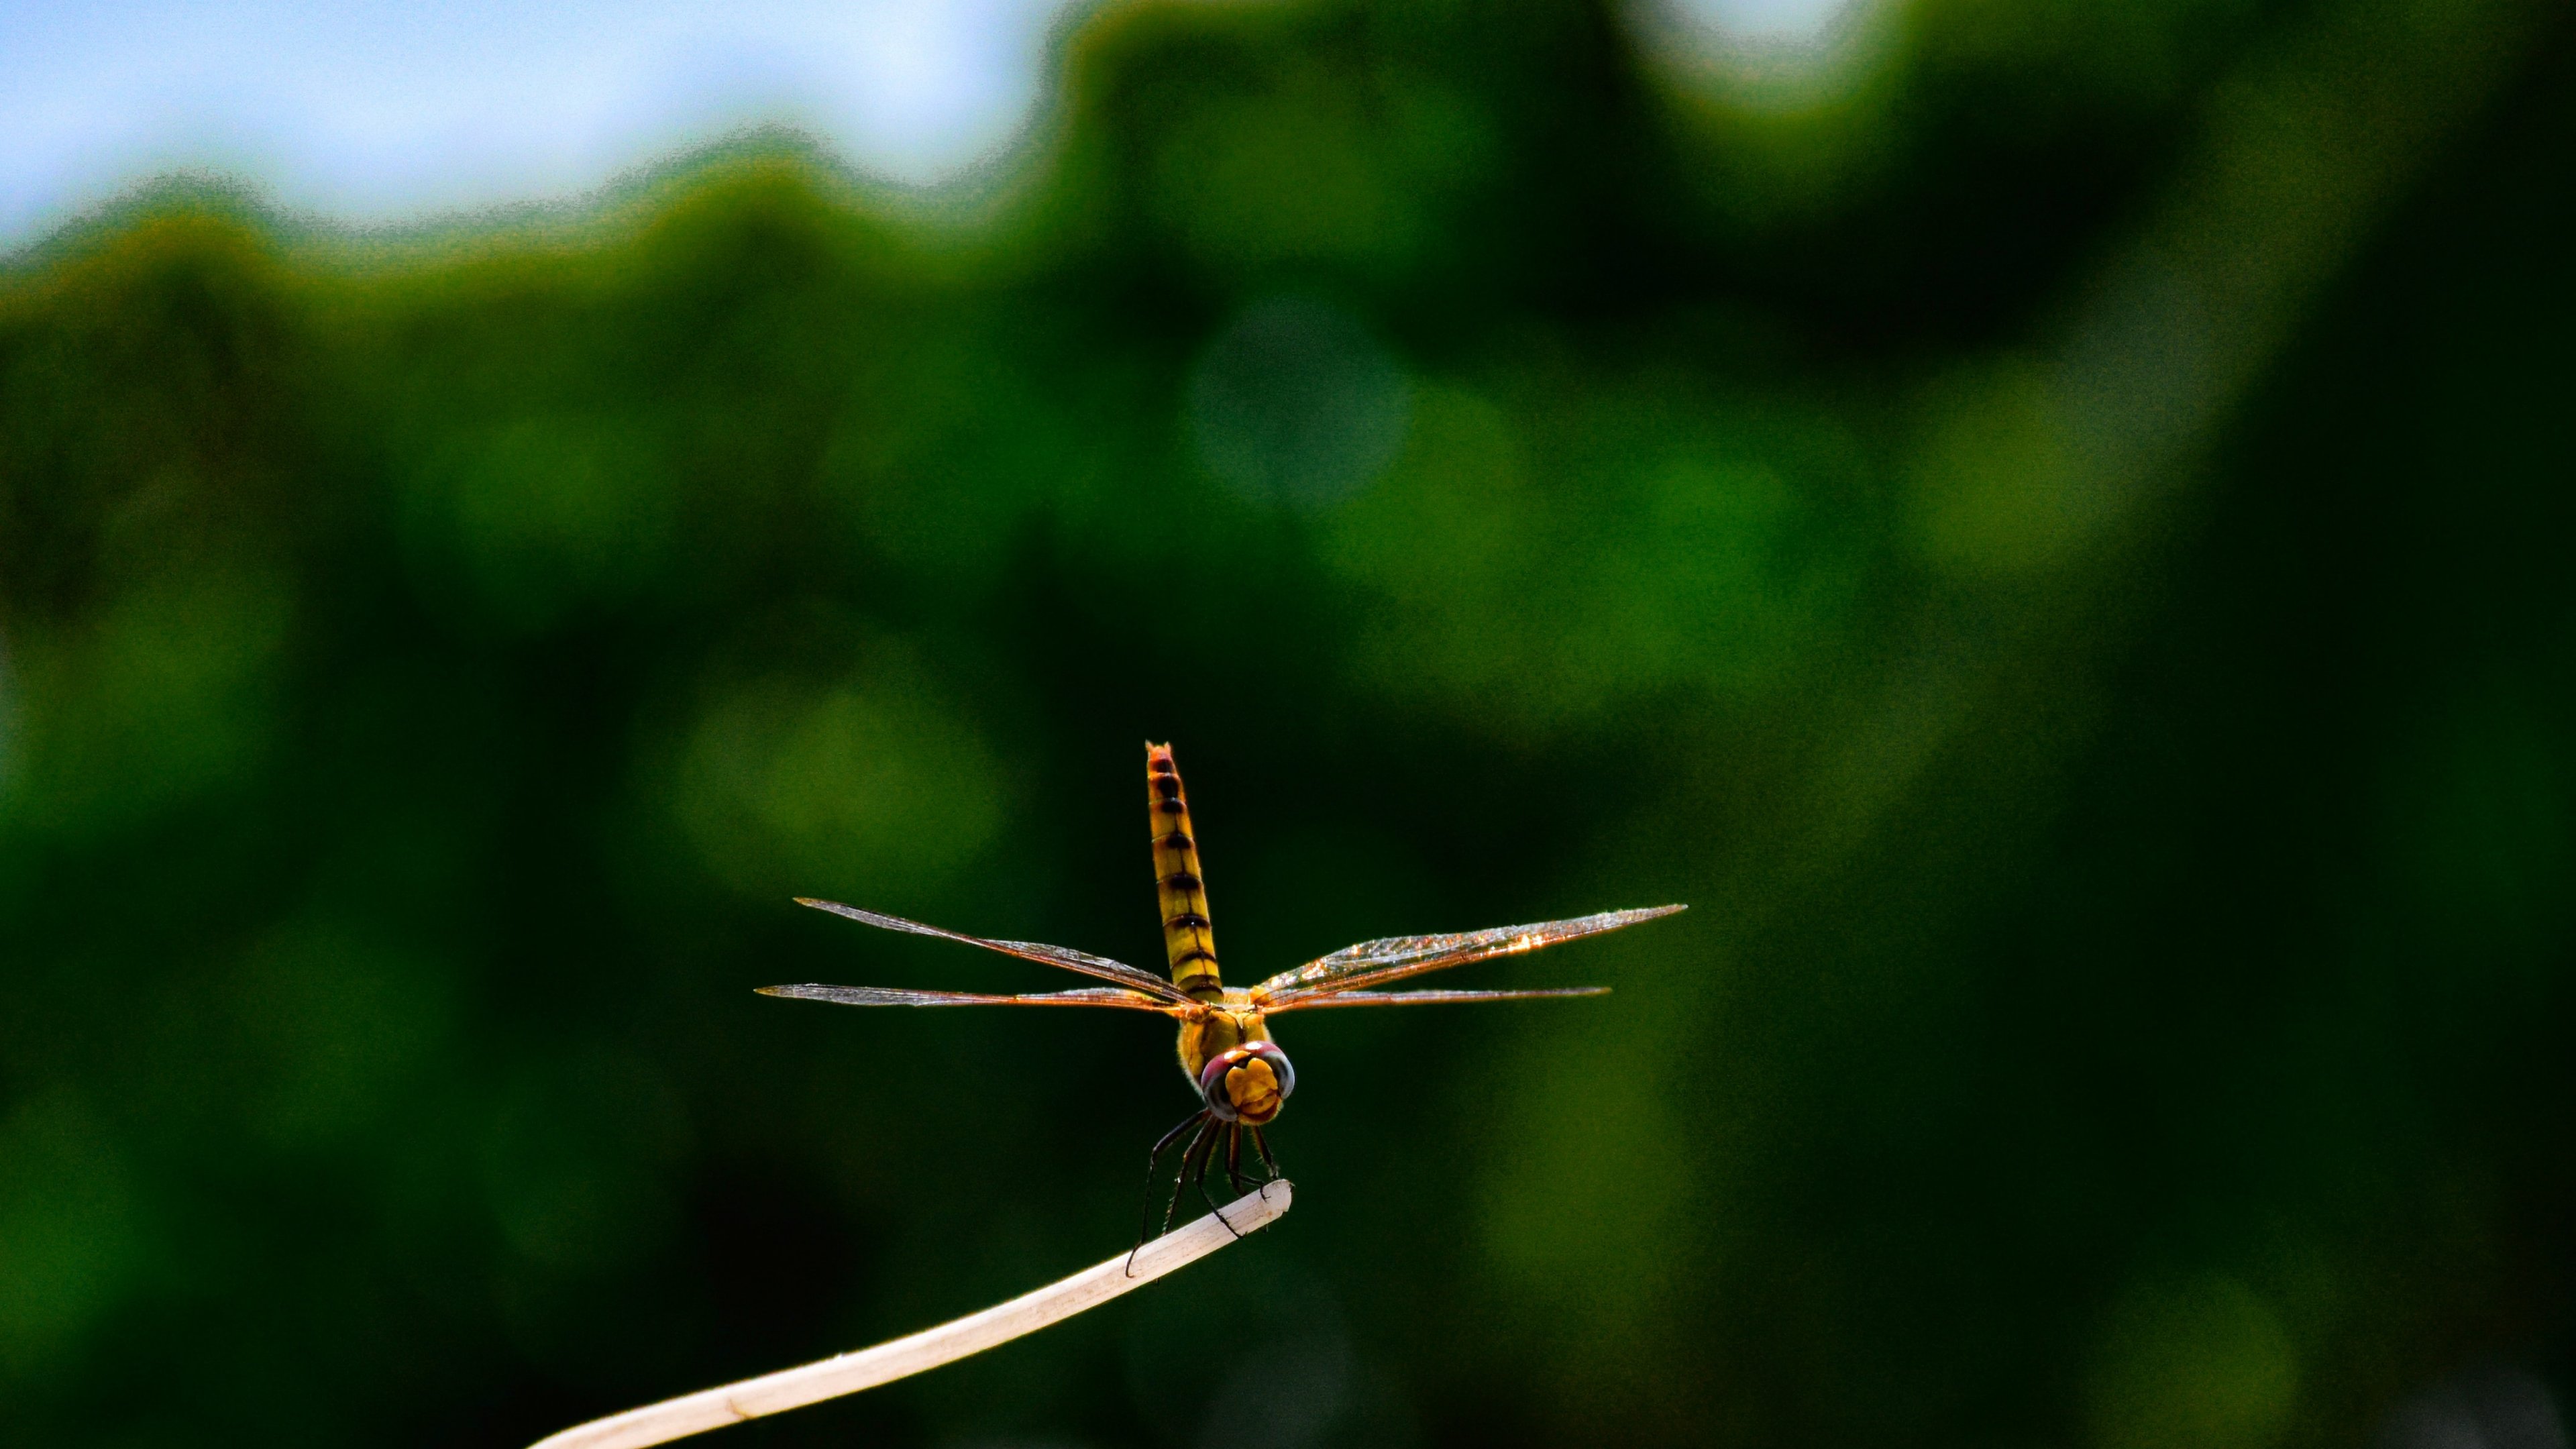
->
1250, 1042, 1295, 1102
1198, 1043, 1295, 1124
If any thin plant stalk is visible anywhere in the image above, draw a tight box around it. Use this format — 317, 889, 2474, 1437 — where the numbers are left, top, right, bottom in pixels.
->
527, 1181, 1294, 1449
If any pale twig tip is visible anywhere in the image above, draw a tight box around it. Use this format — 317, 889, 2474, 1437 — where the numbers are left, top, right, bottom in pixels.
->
526, 1185, 1289, 1449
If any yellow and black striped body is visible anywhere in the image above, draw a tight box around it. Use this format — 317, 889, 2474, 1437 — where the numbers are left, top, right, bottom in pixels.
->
1146, 745, 1283, 1118
1146, 745, 1222, 1000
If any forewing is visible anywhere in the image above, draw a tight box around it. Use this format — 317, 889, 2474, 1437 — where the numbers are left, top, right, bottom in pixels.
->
757, 983, 1175, 1010
1265, 986, 1609, 1012
1254, 904, 1684, 1004
796, 898, 1197, 1005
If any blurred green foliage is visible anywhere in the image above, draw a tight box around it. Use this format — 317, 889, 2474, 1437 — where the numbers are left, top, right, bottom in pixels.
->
3, 0, 2573, 1446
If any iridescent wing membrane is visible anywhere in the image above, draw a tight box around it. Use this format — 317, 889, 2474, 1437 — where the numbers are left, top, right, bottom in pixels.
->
764, 899, 1194, 1012
1266, 986, 1614, 1008
1253, 904, 1686, 1010
764, 899, 1685, 1013
759, 984, 1172, 1009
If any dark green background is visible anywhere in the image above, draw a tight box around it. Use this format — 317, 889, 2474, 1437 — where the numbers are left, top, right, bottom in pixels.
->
3, 0, 2571, 1445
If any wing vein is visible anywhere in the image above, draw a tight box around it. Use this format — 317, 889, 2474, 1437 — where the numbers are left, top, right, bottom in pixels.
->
1265, 986, 1610, 1012
1254, 904, 1684, 1004
794, 898, 1198, 1005
757, 984, 1175, 1011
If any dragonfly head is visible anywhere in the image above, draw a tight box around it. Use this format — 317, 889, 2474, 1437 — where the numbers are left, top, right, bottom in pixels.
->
1198, 1042, 1295, 1125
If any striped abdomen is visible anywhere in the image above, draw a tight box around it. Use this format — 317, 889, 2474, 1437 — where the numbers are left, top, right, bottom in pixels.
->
1146, 744, 1221, 1000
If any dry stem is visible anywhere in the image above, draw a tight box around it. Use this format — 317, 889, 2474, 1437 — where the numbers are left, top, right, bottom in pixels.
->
528, 1180, 1294, 1449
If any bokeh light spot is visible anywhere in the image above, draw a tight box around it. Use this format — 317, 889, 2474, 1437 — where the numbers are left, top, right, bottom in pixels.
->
1635, 0, 1890, 106
1328, 380, 1858, 727
669, 665, 1007, 902
1674, 0, 1864, 42
2089, 1273, 2301, 1449
8, 561, 291, 837
2378, 1364, 2567, 1449
1187, 297, 1412, 512
403, 413, 674, 633
1906, 358, 2097, 575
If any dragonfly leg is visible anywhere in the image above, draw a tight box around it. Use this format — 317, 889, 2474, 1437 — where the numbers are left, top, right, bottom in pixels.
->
1224, 1124, 1245, 1196
1189, 1126, 1241, 1239
1250, 1126, 1283, 1182
1159, 1116, 1216, 1240
1128, 1110, 1208, 1275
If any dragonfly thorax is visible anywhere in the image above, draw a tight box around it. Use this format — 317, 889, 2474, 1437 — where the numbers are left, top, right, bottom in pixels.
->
1176, 1000, 1264, 1075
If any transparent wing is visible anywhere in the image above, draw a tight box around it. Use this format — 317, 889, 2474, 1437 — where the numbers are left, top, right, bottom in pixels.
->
796, 898, 1199, 1006
757, 983, 1176, 1011
1265, 986, 1609, 1013
1254, 904, 1684, 1004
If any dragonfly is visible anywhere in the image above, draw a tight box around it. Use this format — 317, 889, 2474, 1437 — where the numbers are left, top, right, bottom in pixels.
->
759, 743, 1684, 1252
